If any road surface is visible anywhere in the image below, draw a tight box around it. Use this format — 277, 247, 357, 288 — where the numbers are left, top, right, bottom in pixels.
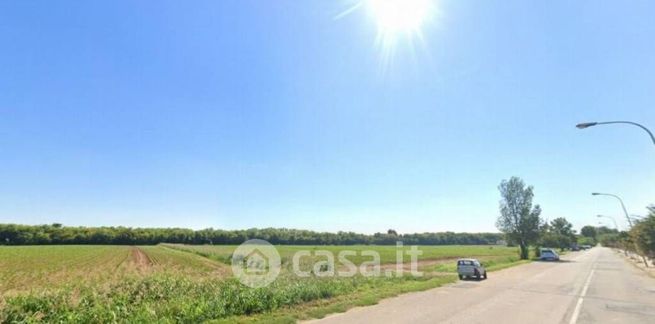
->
307, 247, 655, 324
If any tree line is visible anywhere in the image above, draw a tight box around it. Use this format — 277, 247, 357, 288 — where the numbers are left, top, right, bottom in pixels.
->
0, 224, 504, 246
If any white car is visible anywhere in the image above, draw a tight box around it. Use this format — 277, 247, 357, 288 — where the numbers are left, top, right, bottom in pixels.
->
539, 248, 560, 261
457, 258, 487, 280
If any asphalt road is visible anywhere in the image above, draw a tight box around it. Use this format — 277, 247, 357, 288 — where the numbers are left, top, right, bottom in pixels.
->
307, 247, 655, 324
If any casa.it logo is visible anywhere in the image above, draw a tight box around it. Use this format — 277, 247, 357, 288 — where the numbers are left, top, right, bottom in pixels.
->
231, 239, 281, 288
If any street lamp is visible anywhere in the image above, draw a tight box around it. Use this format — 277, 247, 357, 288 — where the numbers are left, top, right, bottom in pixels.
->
591, 193, 633, 227
596, 215, 619, 231
576, 121, 655, 146
592, 192, 649, 267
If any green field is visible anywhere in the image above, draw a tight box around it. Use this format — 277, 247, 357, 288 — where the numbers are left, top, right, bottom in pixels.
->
0, 244, 524, 323
162, 244, 517, 264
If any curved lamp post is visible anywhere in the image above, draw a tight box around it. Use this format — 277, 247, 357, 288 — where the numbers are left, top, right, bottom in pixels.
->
592, 193, 633, 227
592, 192, 648, 267
591, 192, 632, 227
576, 121, 655, 146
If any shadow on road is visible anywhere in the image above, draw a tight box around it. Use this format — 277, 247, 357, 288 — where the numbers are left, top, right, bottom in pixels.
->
535, 259, 575, 263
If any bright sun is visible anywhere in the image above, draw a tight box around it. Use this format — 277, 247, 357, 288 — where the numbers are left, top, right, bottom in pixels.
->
336, 0, 436, 68
363, 0, 435, 67
367, 0, 431, 35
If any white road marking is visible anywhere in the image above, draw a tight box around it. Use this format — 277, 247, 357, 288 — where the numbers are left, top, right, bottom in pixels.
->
569, 268, 595, 324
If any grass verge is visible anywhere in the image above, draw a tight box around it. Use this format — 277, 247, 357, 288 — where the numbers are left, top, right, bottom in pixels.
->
216, 255, 534, 323
212, 275, 458, 324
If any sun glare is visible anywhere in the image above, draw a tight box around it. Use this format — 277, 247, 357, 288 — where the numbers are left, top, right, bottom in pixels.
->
367, 0, 431, 34
336, 0, 436, 69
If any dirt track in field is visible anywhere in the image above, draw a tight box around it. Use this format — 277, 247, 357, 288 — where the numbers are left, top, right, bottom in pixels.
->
130, 247, 153, 270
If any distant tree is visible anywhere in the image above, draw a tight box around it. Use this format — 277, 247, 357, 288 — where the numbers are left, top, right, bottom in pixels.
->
577, 235, 595, 246
550, 218, 574, 235
598, 232, 620, 247
387, 229, 398, 236
549, 217, 576, 250
580, 226, 597, 240
496, 177, 543, 259
596, 226, 618, 236
539, 232, 559, 249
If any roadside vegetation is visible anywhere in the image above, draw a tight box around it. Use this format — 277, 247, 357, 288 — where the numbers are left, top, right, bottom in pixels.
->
630, 209, 655, 263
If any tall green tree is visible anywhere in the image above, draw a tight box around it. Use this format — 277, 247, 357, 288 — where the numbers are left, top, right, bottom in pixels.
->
549, 217, 576, 250
580, 226, 597, 240
496, 177, 543, 259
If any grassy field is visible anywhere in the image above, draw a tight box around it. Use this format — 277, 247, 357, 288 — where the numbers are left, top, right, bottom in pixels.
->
0, 244, 525, 323
162, 244, 524, 275
0, 245, 227, 295
162, 244, 517, 264
0, 245, 132, 294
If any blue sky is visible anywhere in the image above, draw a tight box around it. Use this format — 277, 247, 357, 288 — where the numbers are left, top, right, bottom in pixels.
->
1, 0, 654, 233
